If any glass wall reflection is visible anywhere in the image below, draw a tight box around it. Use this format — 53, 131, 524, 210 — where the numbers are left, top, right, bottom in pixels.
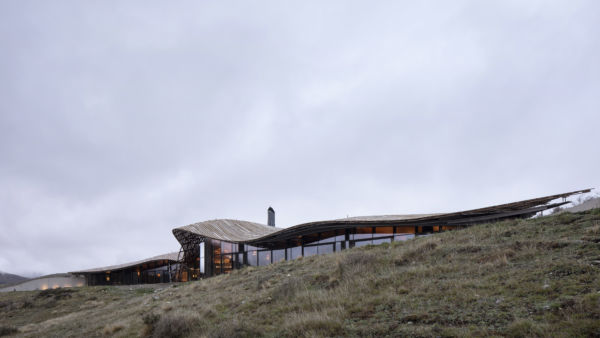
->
198, 225, 437, 277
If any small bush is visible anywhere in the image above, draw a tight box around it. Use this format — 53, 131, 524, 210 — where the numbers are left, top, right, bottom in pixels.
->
152, 314, 198, 338
556, 212, 581, 224
505, 319, 545, 337
102, 324, 124, 335
271, 276, 302, 301
0, 325, 18, 337
0, 301, 15, 312
210, 319, 262, 338
277, 312, 343, 337
341, 251, 379, 273
35, 288, 74, 300
586, 223, 600, 235
142, 312, 200, 338
142, 312, 160, 326
395, 239, 440, 265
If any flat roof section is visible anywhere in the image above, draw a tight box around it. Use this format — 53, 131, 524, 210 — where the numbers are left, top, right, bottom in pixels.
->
70, 252, 179, 274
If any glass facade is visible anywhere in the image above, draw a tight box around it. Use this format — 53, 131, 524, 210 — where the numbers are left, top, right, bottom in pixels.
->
272, 249, 285, 263
199, 242, 205, 274
194, 225, 443, 277
258, 251, 271, 266
248, 250, 258, 266
303, 246, 317, 257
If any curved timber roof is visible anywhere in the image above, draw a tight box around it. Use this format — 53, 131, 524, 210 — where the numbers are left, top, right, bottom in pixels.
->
70, 252, 179, 274
172, 189, 591, 248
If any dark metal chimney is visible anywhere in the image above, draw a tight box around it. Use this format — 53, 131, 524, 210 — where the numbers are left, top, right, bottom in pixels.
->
267, 207, 275, 227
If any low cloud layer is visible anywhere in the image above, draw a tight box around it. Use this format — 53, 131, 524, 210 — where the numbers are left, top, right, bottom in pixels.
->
1, 1, 599, 276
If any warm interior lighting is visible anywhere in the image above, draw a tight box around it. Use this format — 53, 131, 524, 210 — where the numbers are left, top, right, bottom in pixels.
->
106, 276, 110, 281
157, 273, 161, 277
137, 271, 140, 276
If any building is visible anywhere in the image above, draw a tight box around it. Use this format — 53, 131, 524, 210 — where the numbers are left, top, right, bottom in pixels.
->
63, 189, 590, 285
71, 252, 179, 286
0, 274, 85, 292
171, 189, 590, 280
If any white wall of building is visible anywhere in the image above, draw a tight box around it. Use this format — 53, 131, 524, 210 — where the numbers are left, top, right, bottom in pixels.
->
0, 275, 85, 292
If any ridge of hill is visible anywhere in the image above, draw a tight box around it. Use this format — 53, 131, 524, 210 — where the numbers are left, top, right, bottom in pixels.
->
557, 197, 600, 214
0, 272, 28, 286
1, 209, 599, 337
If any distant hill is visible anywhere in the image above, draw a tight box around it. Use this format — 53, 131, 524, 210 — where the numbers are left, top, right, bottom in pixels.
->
0, 271, 28, 285
554, 197, 600, 214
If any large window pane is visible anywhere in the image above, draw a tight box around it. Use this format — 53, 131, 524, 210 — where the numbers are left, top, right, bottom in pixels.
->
212, 239, 222, 256
318, 244, 333, 255
354, 239, 372, 247
199, 242, 205, 274
394, 234, 414, 242
236, 253, 244, 268
258, 251, 271, 266
213, 254, 222, 275
272, 249, 285, 263
221, 241, 234, 254
303, 246, 317, 257
291, 246, 302, 260
353, 227, 373, 240
222, 254, 233, 273
248, 250, 258, 266
373, 237, 392, 245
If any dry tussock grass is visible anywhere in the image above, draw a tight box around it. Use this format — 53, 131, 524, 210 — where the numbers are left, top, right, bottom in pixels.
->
102, 323, 124, 335
586, 222, 600, 234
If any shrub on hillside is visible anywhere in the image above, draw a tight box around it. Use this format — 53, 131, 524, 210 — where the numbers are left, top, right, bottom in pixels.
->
0, 325, 18, 337
209, 319, 262, 338
35, 288, 74, 300
142, 312, 201, 338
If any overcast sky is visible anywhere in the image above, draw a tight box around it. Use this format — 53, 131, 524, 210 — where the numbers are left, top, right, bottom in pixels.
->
1, 1, 599, 276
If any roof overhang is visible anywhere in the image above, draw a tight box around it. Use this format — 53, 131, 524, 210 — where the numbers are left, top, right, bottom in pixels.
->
172, 189, 592, 249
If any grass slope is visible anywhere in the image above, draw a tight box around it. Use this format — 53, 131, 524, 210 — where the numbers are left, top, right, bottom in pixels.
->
1, 210, 599, 337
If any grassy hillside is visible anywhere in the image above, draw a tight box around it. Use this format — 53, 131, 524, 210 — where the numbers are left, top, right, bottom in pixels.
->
1, 209, 599, 337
